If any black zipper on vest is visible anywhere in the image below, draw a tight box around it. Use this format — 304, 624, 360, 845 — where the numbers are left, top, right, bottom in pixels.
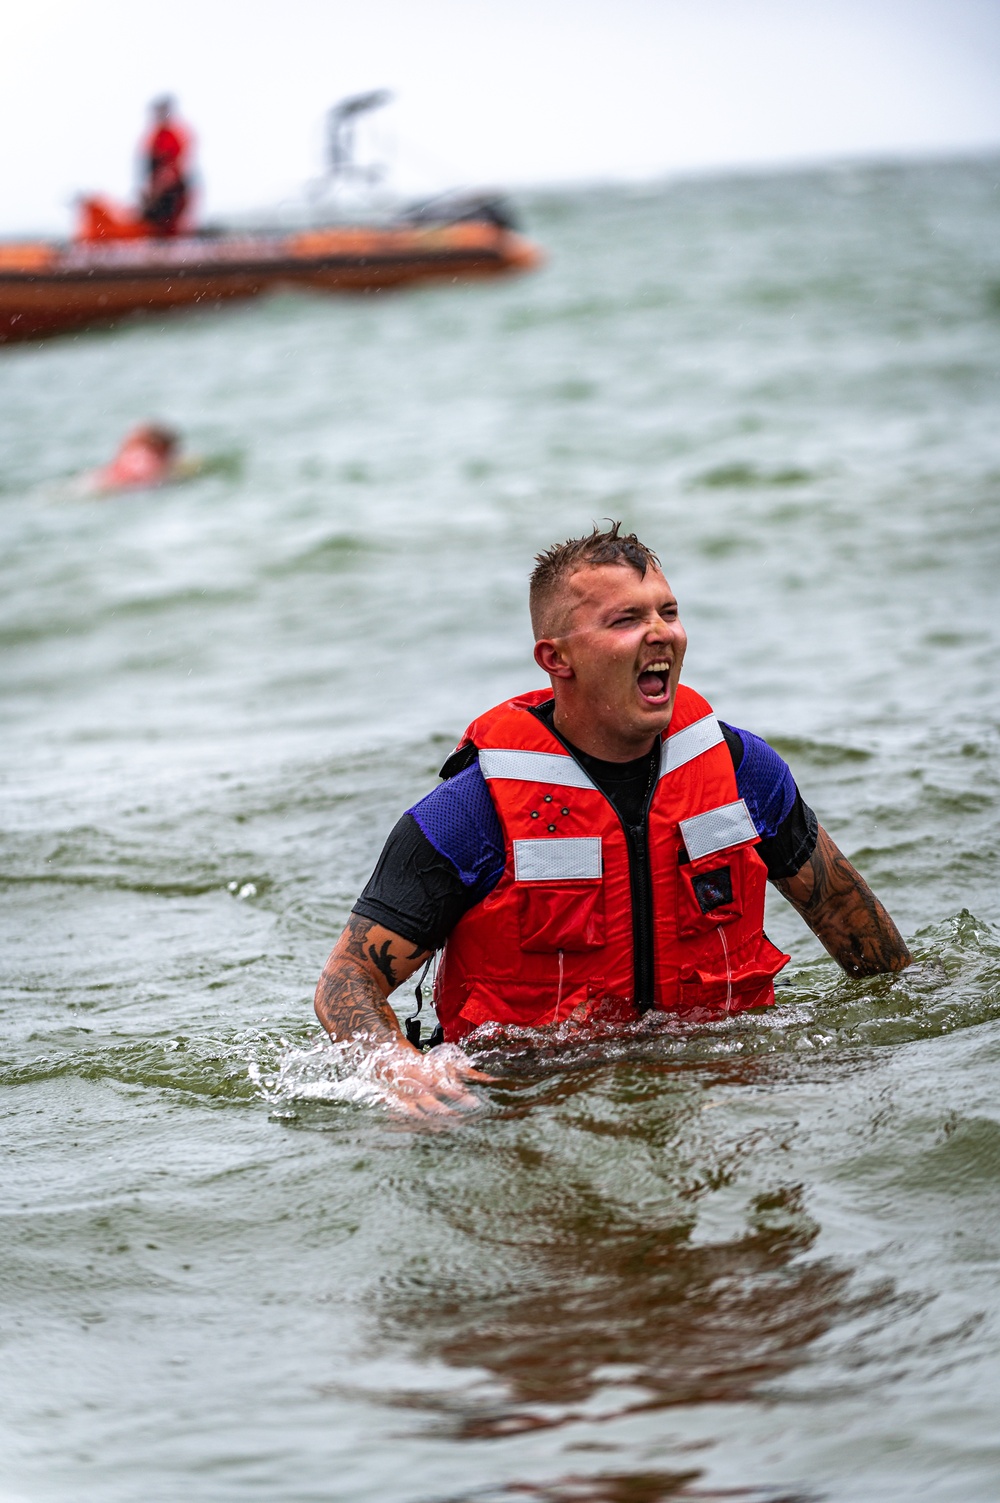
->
626, 749, 660, 1013
534, 706, 661, 1013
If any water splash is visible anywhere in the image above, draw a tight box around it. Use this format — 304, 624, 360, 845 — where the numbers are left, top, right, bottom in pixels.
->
250, 1037, 395, 1110
249, 1035, 483, 1117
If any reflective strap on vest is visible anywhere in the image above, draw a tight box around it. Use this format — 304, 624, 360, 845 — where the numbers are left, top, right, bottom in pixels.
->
513, 836, 603, 881
482, 715, 723, 789
679, 798, 758, 859
479, 748, 598, 790
659, 713, 724, 778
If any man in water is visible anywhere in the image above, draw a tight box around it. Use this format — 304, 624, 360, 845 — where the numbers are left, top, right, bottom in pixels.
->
314, 523, 911, 1114
140, 96, 193, 237
83, 423, 182, 495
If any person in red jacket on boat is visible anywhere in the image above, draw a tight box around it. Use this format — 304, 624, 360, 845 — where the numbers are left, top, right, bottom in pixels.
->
313, 522, 911, 1116
140, 96, 193, 237
74, 98, 194, 242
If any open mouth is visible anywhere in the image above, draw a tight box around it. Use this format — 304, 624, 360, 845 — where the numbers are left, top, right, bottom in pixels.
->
637, 660, 671, 704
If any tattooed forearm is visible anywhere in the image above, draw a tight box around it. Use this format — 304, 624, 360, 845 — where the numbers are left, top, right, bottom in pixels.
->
773, 824, 911, 977
314, 962, 402, 1045
314, 914, 432, 1045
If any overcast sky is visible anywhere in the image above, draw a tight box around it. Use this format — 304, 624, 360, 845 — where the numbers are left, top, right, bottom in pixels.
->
4, 0, 1000, 234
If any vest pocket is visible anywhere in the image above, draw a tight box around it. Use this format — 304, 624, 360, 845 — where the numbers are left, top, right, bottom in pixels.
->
676, 845, 748, 938
676, 932, 789, 1013
460, 979, 590, 1029
517, 880, 606, 952
677, 969, 776, 1013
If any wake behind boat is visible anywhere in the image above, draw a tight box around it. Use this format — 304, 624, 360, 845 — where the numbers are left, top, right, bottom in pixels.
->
0, 94, 542, 344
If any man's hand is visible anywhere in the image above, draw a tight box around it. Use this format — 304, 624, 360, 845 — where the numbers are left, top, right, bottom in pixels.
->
314, 915, 491, 1116
369, 1040, 494, 1118
773, 823, 911, 977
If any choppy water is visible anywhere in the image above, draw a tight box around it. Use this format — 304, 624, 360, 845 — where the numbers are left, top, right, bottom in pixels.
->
2, 157, 1000, 1503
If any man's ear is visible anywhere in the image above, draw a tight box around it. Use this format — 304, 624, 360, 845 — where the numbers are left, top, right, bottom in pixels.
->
534, 638, 574, 679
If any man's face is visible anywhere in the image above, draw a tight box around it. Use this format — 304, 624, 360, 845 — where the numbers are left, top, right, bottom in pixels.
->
542, 563, 688, 753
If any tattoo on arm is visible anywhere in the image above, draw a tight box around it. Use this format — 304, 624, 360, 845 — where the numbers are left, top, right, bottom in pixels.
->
314, 914, 432, 1045
366, 939, 397, 988
314, 963, 402, 1045
773, 824, 911, 978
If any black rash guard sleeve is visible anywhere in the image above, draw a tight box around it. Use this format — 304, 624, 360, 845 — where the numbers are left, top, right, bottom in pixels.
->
755, 789, 818, 879
352, 812, 480, 952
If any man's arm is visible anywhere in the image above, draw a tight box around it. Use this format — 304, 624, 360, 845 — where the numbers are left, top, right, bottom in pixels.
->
772, 822, 911, 977
314, 914, 490, 1115
314, 913, 430, 1045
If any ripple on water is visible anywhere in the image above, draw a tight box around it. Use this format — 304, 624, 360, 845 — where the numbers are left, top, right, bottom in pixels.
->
897, 1112, 1000, 1194
692, 462, 816, 489
261, 531, 375, 578
762, 736, 874, 768
1, 1027, 310, 1103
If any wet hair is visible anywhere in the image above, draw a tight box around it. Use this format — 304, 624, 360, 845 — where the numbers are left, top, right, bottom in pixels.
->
132, 423, 180, 457
529, 521, 661, 638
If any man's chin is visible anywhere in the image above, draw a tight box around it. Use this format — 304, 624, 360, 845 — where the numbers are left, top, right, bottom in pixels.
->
627, 698, 675, 741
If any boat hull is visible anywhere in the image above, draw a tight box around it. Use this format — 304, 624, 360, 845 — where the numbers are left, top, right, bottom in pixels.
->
0, 223, 541, 343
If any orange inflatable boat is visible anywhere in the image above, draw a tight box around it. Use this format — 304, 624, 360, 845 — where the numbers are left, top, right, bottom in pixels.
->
0, 195, 542, 344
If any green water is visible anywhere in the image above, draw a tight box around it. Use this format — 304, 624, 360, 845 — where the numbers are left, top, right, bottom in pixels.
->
2, 157, 1000, 1502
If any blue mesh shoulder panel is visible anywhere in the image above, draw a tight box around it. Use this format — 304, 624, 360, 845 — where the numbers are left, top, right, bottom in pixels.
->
408, 760, 505, 893
721, 722, 796, 841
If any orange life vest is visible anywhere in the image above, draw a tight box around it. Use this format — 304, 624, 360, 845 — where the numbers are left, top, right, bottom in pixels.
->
434, 685, 789, 1041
